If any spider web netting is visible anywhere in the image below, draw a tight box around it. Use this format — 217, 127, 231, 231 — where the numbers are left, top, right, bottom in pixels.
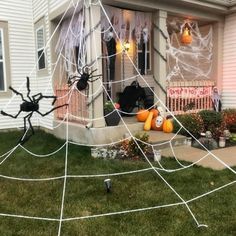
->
0, 0, 235, 235
166, 19, 213, 81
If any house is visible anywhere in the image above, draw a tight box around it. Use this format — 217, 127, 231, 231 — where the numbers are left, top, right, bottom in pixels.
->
0, 0, 236, 144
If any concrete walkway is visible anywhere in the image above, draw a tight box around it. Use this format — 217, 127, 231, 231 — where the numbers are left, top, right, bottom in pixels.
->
161, 145, 236, 170
122, 117, 236, 170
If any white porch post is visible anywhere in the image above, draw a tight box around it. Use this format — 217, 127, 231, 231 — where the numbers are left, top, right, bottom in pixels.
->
212, 21, 224, 92
85, 0, 105, 127
153, 10, 167, 107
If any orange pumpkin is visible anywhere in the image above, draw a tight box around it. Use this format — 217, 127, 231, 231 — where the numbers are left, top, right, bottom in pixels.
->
163, 119, 173, 133
136, 109, 150, 122
149, 109, 159, 118
151, 116, 165, 131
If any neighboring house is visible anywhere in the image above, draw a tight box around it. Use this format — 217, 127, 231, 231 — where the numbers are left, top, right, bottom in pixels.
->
0, 0, 236, 143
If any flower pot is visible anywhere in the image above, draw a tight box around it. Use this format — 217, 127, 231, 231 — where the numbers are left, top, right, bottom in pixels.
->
153, 149, 161, 162
91, 148, 100, 158
104, 110, 120, 126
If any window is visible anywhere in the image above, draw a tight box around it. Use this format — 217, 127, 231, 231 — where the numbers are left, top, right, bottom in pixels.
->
0, 21, 11, 96
0, 29, 5, 91
137, 38, 151, 75
35, 17, 48, 77
36, 26, 46, 70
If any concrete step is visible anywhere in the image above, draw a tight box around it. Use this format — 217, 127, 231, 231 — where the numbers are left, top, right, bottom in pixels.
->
53, 116, 187, 147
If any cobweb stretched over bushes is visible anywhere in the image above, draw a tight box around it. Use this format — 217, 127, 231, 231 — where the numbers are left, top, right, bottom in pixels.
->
166, 19, 213, 81
0, 0, 235, 235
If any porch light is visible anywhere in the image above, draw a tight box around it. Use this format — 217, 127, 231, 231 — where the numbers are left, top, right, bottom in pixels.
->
181, 24, 192, 45
123, 40, 130, 51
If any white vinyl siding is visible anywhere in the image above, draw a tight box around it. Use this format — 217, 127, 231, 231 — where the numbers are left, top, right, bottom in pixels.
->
0, 0, 36, 130
222, 13, 236, 108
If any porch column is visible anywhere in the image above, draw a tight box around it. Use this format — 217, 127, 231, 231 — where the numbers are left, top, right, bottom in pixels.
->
212, 21, 224, 92
85, 1, 105, 127
153, 10, 168, 108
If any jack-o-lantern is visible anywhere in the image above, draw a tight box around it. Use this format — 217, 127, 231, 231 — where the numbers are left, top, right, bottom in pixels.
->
151, 116, 165, 131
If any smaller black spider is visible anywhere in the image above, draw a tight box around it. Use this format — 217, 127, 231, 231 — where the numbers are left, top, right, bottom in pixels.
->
68, 65, 102, 92
1, 76, 68, 144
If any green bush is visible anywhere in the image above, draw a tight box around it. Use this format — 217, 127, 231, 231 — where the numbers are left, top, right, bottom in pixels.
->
198, 110, 226, 139
222, 109, 236, 132
173, 113, 204, 138
119, 132, 149, 159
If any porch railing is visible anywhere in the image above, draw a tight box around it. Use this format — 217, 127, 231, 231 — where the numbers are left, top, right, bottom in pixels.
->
55, 84, 88, 125
166, 80, 215, 115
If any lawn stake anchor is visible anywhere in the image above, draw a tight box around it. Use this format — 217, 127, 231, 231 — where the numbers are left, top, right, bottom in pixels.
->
104, 179, 112, 193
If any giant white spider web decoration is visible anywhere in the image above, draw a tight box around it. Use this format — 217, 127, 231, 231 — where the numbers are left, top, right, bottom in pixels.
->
0, 0, 236, 235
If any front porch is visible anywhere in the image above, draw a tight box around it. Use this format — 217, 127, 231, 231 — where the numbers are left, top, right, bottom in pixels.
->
50, 1, 221, 144
52, 116, 186, 146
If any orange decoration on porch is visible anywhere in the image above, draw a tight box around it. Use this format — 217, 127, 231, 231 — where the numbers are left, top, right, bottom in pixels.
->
163, 119, 173, 133
149, 108, 159, 118
136, 109, 150, 122
181, 25, 192, 45
144, 111, 154, 131
151, 116, 165, 131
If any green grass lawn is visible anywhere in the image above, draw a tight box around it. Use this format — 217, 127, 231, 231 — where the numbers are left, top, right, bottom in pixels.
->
0, 130, 236, 235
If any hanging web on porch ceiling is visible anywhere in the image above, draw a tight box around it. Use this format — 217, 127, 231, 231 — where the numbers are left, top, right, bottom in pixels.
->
0, 0, 235, 235
166, 19, 213, 81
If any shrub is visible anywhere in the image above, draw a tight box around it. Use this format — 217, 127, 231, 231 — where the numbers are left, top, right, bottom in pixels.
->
222, 109, 236, 132
173, 113, 204, 138
198, 110, 226, 139
119, 132, 149, 159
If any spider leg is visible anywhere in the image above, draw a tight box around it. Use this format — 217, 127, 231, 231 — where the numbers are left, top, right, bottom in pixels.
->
68, 75, 80, 87
88, 74, 102, 84
27, 113, 34, 134
26, 76, 33, 102
89, 73, 103, 79
32, 93, 57, 105
36, 103, 68, 117
1, 109, 22, 119
32, 93, 43, 102
86, 83, 89, 97
9, 86, 27, 102
89, 68, 98, 76
68, 75, 74, 86
19, 112, 34, 145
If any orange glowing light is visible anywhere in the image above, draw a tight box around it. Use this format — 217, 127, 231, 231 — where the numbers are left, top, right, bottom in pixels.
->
181, 25, 192, 45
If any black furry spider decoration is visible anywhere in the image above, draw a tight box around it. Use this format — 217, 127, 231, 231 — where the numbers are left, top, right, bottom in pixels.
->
0, 76, 68, 144
67, 65, 102, 94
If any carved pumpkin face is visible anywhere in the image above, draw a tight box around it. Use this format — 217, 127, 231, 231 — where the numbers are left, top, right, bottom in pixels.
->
151, 116, 164, 131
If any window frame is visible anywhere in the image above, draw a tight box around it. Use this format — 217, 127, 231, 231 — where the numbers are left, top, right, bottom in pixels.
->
34, 17, 48, 77
36, 25, 46, 71
0, 21, 11, 97
136, 37, 152, 74
0, 28, 6, 91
